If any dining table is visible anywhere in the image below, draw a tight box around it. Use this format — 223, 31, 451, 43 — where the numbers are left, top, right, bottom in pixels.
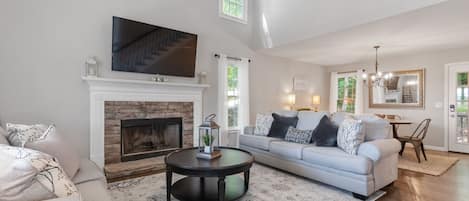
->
388, 119, 413, 138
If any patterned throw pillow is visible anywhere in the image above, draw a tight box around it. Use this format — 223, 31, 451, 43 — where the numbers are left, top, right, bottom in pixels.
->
337, 118, 365, 155
284, 127, 313, 144
0, 145, 81, 200
6, 123, 55, 147
254, 114, 274, 136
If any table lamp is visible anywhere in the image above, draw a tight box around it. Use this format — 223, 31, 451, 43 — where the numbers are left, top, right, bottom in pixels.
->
312, 95, 320, 112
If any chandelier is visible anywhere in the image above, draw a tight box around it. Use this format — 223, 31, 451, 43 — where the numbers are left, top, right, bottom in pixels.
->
360, 46, 393, 87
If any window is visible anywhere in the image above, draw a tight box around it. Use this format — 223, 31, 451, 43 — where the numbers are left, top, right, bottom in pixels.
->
217, 54, 249, 138
219, 0, 248, 24
330, 72, 362, 114
227, 64, 240, 129
336, 76, 357, 113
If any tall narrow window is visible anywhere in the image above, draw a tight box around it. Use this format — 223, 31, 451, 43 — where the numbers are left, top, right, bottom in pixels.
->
227, 64, 240, 129
219, 0, 248, 24
217, 54, 249, 145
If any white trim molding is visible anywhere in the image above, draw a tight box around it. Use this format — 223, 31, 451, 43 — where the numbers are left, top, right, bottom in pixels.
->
82, 76, 209, 168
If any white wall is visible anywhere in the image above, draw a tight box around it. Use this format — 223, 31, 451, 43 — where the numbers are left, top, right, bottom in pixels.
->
250, 54, 329, 122
327, 46, 469, 148
0, 0, 327, 156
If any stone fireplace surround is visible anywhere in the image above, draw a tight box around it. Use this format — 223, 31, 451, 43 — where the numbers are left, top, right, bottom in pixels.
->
104, 101, 193, 164
83, 77, 209, 172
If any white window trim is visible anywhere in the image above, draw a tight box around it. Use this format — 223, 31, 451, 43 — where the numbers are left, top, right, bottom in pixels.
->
329, 71, 363, 115
219, 0, 248, 24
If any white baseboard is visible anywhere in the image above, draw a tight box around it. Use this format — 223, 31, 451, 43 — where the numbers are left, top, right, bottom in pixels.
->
404, 143, 448, 152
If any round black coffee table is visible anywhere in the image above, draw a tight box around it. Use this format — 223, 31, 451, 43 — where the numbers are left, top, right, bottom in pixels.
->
165, 147, 254, 201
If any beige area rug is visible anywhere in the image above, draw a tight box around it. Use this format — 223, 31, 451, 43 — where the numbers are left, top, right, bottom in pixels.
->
108, 163, 385, 201
398, 150, 459, 176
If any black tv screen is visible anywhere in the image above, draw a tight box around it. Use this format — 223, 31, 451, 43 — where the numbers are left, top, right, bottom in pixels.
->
112, 17, 197, 77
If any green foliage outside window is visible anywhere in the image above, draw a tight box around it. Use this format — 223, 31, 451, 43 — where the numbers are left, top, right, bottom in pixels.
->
336, 76, 356, 113
223, 0, 245, 19
227, 65, 239, 129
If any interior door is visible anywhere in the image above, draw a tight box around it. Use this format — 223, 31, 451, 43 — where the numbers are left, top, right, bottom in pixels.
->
448, 63, 469, 153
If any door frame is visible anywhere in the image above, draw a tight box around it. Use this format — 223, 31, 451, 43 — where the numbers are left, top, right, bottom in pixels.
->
444, 62, 469, 152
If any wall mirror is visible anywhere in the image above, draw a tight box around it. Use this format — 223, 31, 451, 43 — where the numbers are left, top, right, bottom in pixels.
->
369, 69, 425, 108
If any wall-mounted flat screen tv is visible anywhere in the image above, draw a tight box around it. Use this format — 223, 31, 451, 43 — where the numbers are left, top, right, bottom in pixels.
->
112, 16, 197, 77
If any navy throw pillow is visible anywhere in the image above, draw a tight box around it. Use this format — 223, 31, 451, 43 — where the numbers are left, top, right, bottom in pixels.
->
312, 116, 339, 146
267, 113, 299, 139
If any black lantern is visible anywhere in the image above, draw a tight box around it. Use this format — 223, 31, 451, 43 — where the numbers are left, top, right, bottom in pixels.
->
198, 114, 220, 154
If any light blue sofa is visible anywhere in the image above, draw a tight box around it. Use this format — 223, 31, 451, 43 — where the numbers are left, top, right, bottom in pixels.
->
239, 111, 401, 200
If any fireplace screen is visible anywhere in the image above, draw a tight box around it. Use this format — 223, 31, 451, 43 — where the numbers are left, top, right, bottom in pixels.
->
121, 117, 183, 161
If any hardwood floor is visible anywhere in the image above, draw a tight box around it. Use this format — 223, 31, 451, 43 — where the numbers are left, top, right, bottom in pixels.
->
381, 150, 469, 201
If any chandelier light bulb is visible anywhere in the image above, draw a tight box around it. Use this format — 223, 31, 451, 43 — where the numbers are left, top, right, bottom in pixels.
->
371, 75, 376, 81
377, 71, 383, 77
388, 73, 393, 78
361, 73, 367, 79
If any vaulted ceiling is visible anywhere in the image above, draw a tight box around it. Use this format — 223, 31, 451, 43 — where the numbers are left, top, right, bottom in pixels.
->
252, 0, 469, 65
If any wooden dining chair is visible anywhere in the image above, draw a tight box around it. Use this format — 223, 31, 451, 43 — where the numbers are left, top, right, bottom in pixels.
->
398, 119, 432, 163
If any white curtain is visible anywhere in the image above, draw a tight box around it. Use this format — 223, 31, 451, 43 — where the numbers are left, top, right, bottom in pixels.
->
237, 58, 250, 132
217, 54, 250, 146
329, 72, 338, 113
217, 54, 229, 145
354, 70, 364, 115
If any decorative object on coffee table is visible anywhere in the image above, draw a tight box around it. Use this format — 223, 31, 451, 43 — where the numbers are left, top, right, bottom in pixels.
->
165, 147, 254, 201
197, 114, 221, 160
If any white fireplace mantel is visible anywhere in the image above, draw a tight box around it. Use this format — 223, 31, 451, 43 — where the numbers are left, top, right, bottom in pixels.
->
82, 76, 210, 168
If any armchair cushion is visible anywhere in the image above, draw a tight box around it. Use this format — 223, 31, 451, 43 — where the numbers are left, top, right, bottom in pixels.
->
357, 139, 401, 162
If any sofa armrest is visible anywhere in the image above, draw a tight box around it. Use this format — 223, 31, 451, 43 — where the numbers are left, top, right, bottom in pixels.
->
243, 126, 255, 135
358, 139, 401, 162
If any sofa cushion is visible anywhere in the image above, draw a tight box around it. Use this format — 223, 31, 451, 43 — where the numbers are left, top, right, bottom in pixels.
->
274, 110, 298, 117
312, 116, 338, 146
296, 111, 329, 130
72, 159, 106, 185
302, 146, 372, 175
0, 127, 9, 145
354, 114, 391, 141
269, 141, 312, 160
254, 113, 273, 136
26, 128, 81, 178
5, 123, 52, 146
239, 134, 281, 151
330, 112, 353, 126
0, 145, 80, 200
268, 113, 299, 139
284, 127, 313, 144
337, 118, 365, 155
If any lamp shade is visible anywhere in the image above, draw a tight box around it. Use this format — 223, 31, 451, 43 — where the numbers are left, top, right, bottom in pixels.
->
288, 93, 296, 105
312, 95, 321, 105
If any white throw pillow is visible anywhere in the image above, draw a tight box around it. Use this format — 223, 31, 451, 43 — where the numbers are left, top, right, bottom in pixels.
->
6, 124, 81, 178
25, 127, 81, 178
337, 118, 365, 155
254, 114, 274, 136
6, 123, 53, 147
0, 145, 81, 201
0, 127, 9, 145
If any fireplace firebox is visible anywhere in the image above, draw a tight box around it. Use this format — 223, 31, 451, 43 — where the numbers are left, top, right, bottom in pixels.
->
121, 117, 183, 162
